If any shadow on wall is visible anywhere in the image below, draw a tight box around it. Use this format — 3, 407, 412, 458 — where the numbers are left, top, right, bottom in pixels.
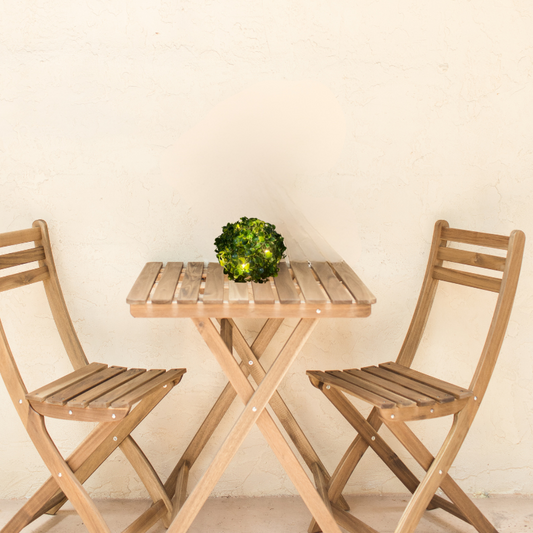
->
161, 80, 347, 260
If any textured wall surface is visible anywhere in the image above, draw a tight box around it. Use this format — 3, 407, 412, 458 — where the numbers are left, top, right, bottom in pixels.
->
1, 1, 532, 499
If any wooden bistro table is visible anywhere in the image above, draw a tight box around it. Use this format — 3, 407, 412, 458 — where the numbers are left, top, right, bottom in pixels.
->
127, 259, 375, 533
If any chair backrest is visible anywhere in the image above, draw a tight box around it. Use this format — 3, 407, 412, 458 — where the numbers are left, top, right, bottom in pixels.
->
396, 220, 525, 402
0, 220, 88, 371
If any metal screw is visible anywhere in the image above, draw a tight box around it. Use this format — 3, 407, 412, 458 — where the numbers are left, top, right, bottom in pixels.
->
19, 399, 23, 404
316, 309, 321, 314
58, 473, 62, 478
391, 415, 395, 419
112, 414, 116, 419
252, 407, 257, 412
113, 436, 118, 442
68, 410, 73, 415
439, 470, 443, 475
371, 436, 376, 441
326, 385, 331, 390
248, 361, 253, 366
163, 384, 168, 388
474, 396, 478, 401
430, 409, 434, 413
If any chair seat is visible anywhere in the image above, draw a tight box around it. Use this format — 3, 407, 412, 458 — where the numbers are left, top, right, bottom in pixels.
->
26, 362, 186, 422
307, 362, 473, 422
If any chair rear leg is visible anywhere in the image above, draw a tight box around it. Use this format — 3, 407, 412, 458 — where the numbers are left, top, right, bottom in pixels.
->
25, 408, 112, 533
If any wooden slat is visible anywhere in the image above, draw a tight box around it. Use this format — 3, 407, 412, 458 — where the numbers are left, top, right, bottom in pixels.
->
89, 369, 165, 409
328, 371, 415, 407
0, 266, 49, 293
311, 262, 353, 304
251, 281, 276, 304
291, 261, 327, 304
152, 262, 183, 304
362, 365, 455, 403
0, 247, 45, 270
126, 262, 162, 304
30, 401, 129, 423
228, 281, 249, 304
177, 262, 204, 304
46, 367, 127, 405
0, 227, 42, 248
379, 362, 472, 400
307, 371, 395, 409
26, 363, 108, 403
111, 368, 186, 409
273, 262, 300, 304
442, 227, 509, 250
347, 368, 435, 406
437, 247, 506, 272
203, 262, 224, 304
329, 261, 376, 305
67, 368, 147, 408
433, 265, 501, 293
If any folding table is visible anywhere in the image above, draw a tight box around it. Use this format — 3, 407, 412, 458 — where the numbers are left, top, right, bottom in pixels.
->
126, 259, 375, 533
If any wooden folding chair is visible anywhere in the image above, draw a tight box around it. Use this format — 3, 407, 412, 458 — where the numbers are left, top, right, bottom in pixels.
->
0, 220, 186, 533
306, 220, 525, 533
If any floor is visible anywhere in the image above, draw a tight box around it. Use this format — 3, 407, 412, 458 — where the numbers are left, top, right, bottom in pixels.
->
1, 494, 531, 532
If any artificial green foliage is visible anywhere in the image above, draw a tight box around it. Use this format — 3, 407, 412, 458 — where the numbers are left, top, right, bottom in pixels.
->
214, 217, 286, 283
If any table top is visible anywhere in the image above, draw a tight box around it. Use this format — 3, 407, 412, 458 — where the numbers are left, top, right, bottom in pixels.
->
127, 260, 375, 319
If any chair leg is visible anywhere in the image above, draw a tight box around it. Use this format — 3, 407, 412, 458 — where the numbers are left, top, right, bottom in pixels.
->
386, 419, 497, 533
25, 407, 112, 533
394, 408, 475, 533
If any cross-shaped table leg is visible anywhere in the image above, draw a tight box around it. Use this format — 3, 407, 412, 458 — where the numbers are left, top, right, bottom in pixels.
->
166, 317, 342, 533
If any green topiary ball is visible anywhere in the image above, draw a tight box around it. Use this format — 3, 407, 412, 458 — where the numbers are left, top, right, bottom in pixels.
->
214, 217, 286, 283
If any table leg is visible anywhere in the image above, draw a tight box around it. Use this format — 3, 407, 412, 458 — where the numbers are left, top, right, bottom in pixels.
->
166, 317, 342, 533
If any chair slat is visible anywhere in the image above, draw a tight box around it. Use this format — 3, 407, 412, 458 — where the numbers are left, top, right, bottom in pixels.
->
89, 369, 166, 408
442, 227, 509, 250
0, 227, 42, 248
67, 368, 147, 408
271, 262, 300, 304
329, 262, 377, 305
437, 247, 506, 272
433, 265, 501, 293
307, 370, 396, 409
126, 262, 162, 304
152, 262, 182, 304
177, 262, 204, 304
0, 266, 49, 293
228, 281, 249, 303
110, 368, 186, 408
26, 362, 108, 403
46, 366, 127, 405
362, 366, 455, 403
252, 281, 276, 304
0, 247, 46, 270
347, 368, 435, 406
203, 262, 225, 304
291, 261, 327, 303
311, 262, 353, 304
379, 362, 472, 400
328, 370, 415, 407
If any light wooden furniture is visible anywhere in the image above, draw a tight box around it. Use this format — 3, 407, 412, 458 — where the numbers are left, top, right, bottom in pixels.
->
0, 221, 186, 533
306, 221, 525, 533
127, 257, 376, 533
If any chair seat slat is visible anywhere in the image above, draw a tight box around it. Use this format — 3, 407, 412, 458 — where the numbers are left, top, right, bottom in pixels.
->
346, 368, 435, 406
433, 265, 501, 293
152, 262, 183, 304
46, 366, 127, 405
362, 366, 456, 403
0, 247, 46, 270
379, 362, 472, 400
89, 369, 166, 408
26, 362, 108, 403
110, 368, 186, 408
126, 262, 162, 304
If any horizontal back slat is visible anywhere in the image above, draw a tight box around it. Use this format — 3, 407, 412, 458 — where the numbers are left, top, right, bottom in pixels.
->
437, 247, 506, 272
442, 227, 509, 250
433, 265, 501, 293
0, 266, 50, 293
0, 227, 42, 248
0, 246, 46, 271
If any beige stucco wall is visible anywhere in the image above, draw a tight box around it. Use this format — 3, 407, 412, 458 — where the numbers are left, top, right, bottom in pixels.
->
1, 1, 532, 499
